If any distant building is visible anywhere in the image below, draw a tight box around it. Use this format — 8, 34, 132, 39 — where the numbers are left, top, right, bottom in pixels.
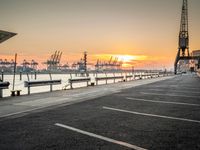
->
190, 50, 200, 71
191, 50, 200, 56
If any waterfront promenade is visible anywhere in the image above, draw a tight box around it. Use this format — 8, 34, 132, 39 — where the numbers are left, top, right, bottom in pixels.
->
0, 74, 200, 149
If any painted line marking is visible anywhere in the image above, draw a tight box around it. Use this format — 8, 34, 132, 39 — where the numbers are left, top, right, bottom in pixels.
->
103, 106, 200, 124
148, 89, 200, 94
151, 86, 200, 90
141, 92, 200, 98
126, 97, 200, 106
55, 123, 146, 150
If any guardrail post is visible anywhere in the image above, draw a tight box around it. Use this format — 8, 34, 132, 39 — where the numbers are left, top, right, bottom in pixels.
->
1, 71, 4, 82
105, 73, 107, 84
50, 84, 53, 92
121, 72, 123, 82
28, 86, 30, 95
27, 73, 30, 81
20, 71, 22, 81
140, 73, 142, 79
49, 73, 52, 92
96, 73, 98, 85
70, 80, 73, 89
0, 89, 3, 98
96, 79, 98, 85
34, 72, 37, 80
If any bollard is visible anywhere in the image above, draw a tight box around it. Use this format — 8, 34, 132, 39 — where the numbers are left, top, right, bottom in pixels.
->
11, 90, 15, 96
16, 90, 21, 96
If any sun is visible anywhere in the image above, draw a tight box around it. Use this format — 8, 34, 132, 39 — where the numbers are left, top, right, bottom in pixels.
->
114, 55, 135, 62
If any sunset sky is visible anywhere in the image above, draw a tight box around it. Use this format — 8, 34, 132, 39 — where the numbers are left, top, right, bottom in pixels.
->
0, 0, 200, 70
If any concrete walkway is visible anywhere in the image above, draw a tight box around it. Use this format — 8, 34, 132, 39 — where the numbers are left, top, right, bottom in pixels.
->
0, 76, 174, 119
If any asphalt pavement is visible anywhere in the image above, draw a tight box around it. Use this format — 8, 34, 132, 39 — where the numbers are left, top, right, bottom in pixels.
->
0, 74, 200, 150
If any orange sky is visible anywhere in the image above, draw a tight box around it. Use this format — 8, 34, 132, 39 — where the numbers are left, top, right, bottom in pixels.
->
0, 0, 200, 70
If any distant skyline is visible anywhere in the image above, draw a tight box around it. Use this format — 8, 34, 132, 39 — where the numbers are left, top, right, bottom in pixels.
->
0, 0, 200, 70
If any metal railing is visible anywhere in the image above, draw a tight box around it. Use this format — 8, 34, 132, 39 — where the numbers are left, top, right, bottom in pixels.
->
24, 79, 61, 95
0, 82, 10, 98
68, 77, 91, 89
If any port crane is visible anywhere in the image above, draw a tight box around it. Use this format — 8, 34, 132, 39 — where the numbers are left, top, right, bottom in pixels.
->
174, 0, 200, 74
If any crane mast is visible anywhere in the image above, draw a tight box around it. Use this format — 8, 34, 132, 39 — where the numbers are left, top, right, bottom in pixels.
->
179, 0, 189, 57
174, 0, 189, 74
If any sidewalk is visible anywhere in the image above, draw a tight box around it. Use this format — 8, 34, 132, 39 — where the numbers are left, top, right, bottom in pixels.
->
0, 76, 175, 119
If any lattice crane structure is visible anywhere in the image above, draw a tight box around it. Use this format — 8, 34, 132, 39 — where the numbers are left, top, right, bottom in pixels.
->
174, 0, 200, 74
174, 0, 189, 74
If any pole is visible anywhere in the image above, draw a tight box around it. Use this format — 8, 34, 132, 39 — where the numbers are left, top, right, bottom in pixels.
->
12, 53, 17, 91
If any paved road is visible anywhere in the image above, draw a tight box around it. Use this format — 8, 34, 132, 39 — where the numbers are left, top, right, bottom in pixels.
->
0, 74, 200, 150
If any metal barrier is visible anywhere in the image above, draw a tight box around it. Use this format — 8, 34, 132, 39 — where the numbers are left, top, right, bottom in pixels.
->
134, 74, 142, 79
125, 75, 133, 81
24, 79, 61, 95
68, 77, 91, 89
0, 82, 10, 98
95, 76, 124, 85
134, 73, 160, 80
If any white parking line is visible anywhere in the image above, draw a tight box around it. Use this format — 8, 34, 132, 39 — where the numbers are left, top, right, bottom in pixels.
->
55, 123, 146, 150
152, 86, 200, 90
141, 92, 200, 98
103, 106, 200, 124
148, 89, 200, 94
126, 97, 200, 106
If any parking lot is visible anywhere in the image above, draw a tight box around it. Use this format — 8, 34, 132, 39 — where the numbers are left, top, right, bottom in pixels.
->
0, 74, 200, 150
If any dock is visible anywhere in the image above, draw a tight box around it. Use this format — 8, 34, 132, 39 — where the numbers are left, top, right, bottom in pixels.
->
0, 74, 200, 149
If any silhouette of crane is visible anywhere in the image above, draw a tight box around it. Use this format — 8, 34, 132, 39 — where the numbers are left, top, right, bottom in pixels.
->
174, 0, 189, 74
174, 0, 200, 74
